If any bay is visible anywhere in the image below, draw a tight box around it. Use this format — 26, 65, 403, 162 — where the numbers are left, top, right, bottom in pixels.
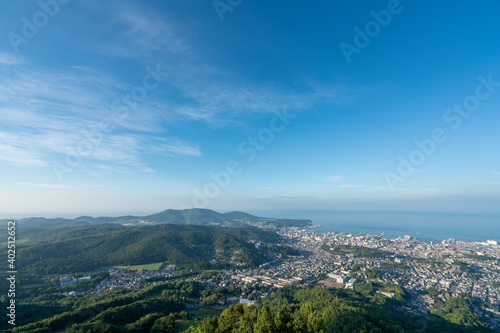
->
246, 209, 500, 243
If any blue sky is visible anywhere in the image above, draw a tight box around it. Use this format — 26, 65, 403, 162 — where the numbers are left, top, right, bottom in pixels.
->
1, 0, 500, 217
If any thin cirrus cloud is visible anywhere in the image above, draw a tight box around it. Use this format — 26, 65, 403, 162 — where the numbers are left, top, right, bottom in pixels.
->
327, 176, 347, 182
83, 1, 191, 59
339, 184, 399, 192
0, 52, 23, 65
84, 2, 341, 126
16, 183, 71, 189
340, 184, 367, 188
15, 183, 105, 189
163, 72, 339, 126
0, 2, 339, 175
0, 61, 201, 169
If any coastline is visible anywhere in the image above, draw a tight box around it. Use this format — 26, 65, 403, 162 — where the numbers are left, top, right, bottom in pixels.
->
249, 209, 500, 244
308, 223, 496, 244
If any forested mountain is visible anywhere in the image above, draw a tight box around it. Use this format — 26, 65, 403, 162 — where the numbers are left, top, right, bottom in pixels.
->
9, 283, 489, 333
15, 224, 278, 275
191, 286, 492, 333
1, 208, 312, 229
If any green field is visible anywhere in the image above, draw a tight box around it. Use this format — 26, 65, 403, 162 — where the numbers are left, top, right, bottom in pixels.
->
128, 262, 164, 271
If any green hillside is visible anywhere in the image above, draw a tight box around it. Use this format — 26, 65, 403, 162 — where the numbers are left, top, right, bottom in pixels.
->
145, 208, 230, 225
190, 286, 492, 333
16, 224, 275, 275
223, 211, 313, 227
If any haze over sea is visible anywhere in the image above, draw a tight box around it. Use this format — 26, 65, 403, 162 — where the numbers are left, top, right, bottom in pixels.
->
247, 210, 500, 243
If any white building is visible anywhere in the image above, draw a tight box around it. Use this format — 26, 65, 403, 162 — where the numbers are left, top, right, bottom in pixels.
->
239, 299, 256, 306
327, 273, 348, 284
346, 278, 357, 289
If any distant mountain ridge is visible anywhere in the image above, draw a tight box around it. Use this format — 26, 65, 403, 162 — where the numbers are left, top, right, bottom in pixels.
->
3, 208, 312, 229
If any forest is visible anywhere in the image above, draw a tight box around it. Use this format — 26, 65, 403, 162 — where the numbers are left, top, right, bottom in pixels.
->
11, 224, 278, 276
2, 273, 493, 332
190, 286, 493, 333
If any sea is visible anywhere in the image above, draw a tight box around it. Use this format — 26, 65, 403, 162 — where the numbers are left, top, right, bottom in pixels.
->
246, 210, 500, 243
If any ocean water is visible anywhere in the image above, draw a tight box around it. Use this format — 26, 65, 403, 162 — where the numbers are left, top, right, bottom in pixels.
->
246, 210, 500, 243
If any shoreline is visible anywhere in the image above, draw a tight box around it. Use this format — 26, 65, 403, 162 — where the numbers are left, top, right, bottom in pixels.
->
307, 223, 496, 244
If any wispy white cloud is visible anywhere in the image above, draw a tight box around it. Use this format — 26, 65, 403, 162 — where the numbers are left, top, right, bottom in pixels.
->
82, 2, 341, 126
492, 171, 500, 176
16, 183, 71, 189
340, 184, 367, 188
144, 138, 201, 157
161, 65, 340, 126
327, 176, 347, 182
0, 2, 341, 174
80, 1, 190, 59
0, 141, 47, 167
0, 52, 23, 65
0, 63, 200, 170
15, 183, 109, 189
265, 195, 312, 200
340, 184, 404, 192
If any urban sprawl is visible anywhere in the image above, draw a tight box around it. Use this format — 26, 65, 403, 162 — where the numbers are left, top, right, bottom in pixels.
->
59, 228, 500, 329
